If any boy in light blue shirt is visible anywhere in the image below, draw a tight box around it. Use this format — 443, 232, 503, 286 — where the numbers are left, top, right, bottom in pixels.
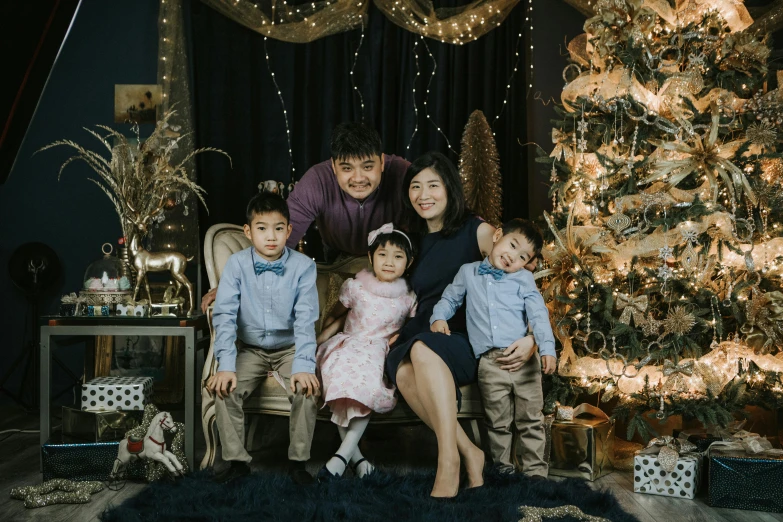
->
209, 191, 320, 485
431, 218, 556, 477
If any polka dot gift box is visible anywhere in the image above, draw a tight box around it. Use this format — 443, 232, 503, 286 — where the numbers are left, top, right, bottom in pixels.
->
633, 448, 701, 499
81, 376, 153, 412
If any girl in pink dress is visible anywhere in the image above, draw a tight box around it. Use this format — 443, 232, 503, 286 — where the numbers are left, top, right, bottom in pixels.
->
315, 223, 416, 481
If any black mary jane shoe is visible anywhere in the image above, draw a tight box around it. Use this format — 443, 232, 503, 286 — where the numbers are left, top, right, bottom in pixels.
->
350, 457, 374, 478
317, 454, 347, 483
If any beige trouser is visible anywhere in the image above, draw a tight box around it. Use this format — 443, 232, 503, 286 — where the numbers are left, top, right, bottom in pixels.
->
214, 341, 319, 463
478, 349, 548, 477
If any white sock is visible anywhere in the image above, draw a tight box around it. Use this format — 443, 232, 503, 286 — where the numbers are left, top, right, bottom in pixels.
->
326, 416, 370, 476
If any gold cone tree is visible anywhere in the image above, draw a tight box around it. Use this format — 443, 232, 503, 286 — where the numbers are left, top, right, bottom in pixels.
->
459, 110, 503, 226
537, 0, 783, 440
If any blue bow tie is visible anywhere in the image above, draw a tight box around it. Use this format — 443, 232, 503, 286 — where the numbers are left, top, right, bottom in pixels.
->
477, 260, 505, 281
254, 261, 284, 276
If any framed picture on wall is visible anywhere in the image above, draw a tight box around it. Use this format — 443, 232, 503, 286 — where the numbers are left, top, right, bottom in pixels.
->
114, 84, 161, 124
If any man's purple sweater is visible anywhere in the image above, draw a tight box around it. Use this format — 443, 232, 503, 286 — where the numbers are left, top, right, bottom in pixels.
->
286, 154, 411, 257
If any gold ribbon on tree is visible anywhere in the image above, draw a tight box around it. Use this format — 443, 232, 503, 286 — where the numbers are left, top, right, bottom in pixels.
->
615, 293, 648, 327
550, 129, 575, 163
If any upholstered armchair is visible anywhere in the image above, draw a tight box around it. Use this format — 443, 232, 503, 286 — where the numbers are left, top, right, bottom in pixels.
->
199, 223, 484, 469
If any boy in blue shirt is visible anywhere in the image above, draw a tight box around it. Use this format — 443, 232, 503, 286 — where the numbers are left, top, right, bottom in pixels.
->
430, 218, 556, 478
209, 192, 320, 484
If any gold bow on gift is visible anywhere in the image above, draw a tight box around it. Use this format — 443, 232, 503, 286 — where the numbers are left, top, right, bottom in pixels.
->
642, 435, 698, 472
662, 360, 695, 377
122, 297, 149, 307
550, 129, 575, 163
616, 293, 648, 327
162, 285, 185, 305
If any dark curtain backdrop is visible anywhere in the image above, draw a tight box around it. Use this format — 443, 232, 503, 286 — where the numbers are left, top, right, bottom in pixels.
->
190, 0, 528, 260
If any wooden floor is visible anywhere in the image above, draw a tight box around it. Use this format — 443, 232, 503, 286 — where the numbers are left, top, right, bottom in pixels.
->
1, 401, 781, 522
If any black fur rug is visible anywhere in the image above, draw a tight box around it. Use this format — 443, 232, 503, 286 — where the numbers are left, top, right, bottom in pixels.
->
100, 468, 639, 522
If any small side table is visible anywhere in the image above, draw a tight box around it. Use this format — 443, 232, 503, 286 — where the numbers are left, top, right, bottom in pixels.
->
40, 314, 209, 469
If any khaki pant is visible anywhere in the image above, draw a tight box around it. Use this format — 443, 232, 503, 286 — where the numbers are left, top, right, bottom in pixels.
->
478, 349, 548, 477
214, 341, 319, 463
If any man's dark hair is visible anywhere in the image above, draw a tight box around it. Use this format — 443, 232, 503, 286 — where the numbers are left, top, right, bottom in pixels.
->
330, 122, 383, 162
402, 151, 468, 237
246, 191, 290, 225
501, 218, 544, 256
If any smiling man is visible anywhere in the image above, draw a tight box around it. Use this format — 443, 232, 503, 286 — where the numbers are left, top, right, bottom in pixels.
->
286, 122, 410, 262
201, 123, 410, 313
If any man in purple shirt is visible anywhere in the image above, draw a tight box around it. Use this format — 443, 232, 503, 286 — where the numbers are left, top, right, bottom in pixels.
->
201, 122, 410, 312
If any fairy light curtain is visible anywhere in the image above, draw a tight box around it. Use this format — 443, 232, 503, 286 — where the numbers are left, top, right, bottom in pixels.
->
199, 0, 520, 45
189, 0, 528, 249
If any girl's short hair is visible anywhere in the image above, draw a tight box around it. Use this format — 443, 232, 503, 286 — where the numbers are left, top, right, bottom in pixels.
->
368, 232, 415, 263
402, 151, 468, 237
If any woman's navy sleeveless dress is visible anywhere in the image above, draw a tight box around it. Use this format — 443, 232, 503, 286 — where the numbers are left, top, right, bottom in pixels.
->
385, 216, 483, 408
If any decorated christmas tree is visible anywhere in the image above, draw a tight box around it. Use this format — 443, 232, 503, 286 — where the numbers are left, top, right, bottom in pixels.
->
537, 0, 783, 440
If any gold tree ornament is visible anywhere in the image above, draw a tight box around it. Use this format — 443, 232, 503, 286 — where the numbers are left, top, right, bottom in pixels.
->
459, 109, 503, 226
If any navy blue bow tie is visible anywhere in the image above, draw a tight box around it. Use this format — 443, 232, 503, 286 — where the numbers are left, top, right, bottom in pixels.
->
254, 261, 284, 276
477, 260, 505, 281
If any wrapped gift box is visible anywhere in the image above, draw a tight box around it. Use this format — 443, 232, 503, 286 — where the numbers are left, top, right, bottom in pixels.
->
59, 303, 79, 316
709, 447, 783, 512
86, 304, 110, 317
81, 376, 153, 411
62, 406, 144, 442
633, 449, 701, 499
549, 404, 614, 480
116, 303, 149, 317
672, 429, 722, 453
42, 434, 145, 481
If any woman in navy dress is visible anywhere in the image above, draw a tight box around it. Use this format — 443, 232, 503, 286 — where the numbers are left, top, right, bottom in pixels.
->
385, 152, 538, 497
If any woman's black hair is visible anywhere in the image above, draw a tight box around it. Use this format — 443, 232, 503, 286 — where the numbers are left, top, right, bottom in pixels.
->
368, 232, 415, 264
402, 151, 468, 237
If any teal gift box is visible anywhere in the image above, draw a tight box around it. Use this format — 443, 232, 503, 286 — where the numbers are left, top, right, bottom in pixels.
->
42, 434, 145, 481
709, 447, 783, 512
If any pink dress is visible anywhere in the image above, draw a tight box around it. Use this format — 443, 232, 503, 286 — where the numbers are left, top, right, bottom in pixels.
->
316, 269, 416, 426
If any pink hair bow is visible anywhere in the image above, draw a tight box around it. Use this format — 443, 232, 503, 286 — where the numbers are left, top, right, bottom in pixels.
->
368, 223, 395, 246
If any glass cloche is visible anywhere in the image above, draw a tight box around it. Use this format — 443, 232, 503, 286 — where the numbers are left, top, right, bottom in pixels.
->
80, 243, 132, 305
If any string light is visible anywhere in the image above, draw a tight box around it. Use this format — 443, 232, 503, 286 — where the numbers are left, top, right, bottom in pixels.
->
406, 37, 421, 154
492, 30, 522, 132
350, 20, 366, 121
420, 36, 457, 154
264, 36, 295, 180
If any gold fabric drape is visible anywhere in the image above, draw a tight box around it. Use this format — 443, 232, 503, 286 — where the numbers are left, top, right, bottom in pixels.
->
200, 0, 520, 45
200, 0, 369, 44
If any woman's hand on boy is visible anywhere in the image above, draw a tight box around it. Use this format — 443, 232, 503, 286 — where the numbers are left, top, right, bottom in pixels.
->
201, 288, 218, 313
291, 373, 320, 398
541, 355, 556, 374
210, 371, 237, 399
431, 320, 451, 335
498, 336, 537, 372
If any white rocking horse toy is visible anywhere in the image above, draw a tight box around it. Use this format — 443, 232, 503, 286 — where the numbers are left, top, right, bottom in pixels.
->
111, 411, 185, 481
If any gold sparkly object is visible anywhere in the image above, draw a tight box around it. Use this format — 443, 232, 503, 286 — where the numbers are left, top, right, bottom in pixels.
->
518, 505, 611, 522
746, 121, 778, 150
663, 306, 697, 336
760, 157, 783, 184
459, 110, 503, 227
645, 107, 757, 207
10, 479, 104, 509
615, 292, 648, 327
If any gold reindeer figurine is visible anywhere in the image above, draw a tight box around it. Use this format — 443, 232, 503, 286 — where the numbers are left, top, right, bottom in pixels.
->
129, 224, 195, 314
